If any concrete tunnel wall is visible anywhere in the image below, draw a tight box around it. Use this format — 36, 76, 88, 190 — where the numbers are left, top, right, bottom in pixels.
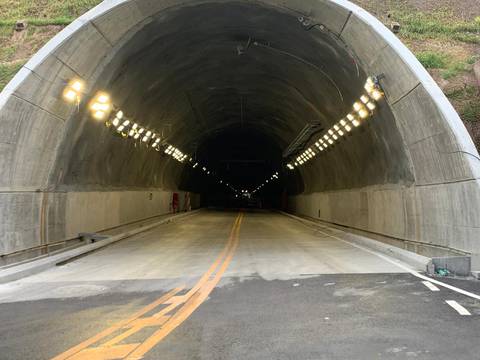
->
0, 0, 480, 267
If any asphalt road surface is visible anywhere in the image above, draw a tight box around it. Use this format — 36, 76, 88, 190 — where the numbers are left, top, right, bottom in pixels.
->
0, 210, 479, 359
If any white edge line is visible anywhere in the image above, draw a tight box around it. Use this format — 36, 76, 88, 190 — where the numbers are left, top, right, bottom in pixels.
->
445, 300, 471, 316
286, 213, 480, 301
422, 281, 440, 292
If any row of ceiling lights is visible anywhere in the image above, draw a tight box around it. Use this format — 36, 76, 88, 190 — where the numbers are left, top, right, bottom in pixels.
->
251, 171, 280, 194
62, 78, 242, 193
286, 76, 384, 170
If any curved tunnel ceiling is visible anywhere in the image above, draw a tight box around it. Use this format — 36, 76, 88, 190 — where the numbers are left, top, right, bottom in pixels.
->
1, 0, 480, 260
52, 1, 416, 194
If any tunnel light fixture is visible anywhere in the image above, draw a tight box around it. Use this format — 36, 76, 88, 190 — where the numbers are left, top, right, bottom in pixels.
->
83, 94, 230, 187
285, 75, 385, 171
63, 78, 85, 103
89, 92, 112, 121
358, 108, 369, 119
365, 77, 384, 100
371, 90, 383, 101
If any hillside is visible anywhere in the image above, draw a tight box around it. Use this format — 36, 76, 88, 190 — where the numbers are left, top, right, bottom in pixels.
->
0, 0, 479, 146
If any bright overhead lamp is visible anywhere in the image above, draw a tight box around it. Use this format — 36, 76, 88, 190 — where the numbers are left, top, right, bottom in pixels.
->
371, 89, 383, 101
353, 102, 362, 112
89, 91, 112, 121
358, 109, 369, 119
63, 78, 85, 103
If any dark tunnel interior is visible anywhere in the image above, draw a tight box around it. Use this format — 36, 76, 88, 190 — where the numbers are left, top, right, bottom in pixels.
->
51, 2, 411, 210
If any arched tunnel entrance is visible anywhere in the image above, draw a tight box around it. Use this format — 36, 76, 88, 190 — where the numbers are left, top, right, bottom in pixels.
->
1, 1, 480, 358
1, 0, 479, 267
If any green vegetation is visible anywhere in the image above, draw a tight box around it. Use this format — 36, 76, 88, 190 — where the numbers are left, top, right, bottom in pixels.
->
416, 51, 448, 68
414, 51, 476, 80
0, 0, 102, 91
441, 61, 468, 79
445, 86, 478, 100
0, 61, 24, 89
445, 86, 480, 123
392, 10, 480, 44
0, 0, 101, 22
462, 101, 480, 123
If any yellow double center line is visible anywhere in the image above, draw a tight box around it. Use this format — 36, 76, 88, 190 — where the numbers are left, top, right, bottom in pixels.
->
52, 212, 244, 360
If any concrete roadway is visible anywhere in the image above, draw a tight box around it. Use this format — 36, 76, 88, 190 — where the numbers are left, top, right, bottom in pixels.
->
0, 210, 479, 359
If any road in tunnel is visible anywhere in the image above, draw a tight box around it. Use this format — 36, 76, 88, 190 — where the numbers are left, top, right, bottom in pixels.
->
0, 211, 479, 359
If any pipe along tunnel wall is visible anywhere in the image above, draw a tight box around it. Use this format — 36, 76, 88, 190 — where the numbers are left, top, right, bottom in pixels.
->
0, 0, 480, 268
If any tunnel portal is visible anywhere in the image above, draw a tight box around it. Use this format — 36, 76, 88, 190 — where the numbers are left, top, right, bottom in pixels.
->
0, 0, 479, 269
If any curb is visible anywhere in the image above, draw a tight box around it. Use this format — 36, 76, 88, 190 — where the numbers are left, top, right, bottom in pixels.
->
279, 211, 431, 271
0, 210, 201, 284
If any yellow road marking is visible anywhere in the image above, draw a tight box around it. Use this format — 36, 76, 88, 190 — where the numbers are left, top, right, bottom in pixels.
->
52, 212, 243, 360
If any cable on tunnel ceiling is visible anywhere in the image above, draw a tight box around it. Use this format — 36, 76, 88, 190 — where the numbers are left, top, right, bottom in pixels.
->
298, 16, 360, 78
251, 41, 344, 104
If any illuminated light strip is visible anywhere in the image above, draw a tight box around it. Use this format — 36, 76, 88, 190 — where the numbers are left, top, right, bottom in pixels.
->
251, 171, 280, 194
61, 80, 241, 195
286, 76, 384, 170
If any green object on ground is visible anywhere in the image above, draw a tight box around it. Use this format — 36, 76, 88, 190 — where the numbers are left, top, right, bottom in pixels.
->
436, 268, 450, 276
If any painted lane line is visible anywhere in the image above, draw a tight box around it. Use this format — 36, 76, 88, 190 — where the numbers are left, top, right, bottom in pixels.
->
287, 214, 480, 301
445, 300, 471, 316
422, 281, 440, 292
52, 212, 244, 360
